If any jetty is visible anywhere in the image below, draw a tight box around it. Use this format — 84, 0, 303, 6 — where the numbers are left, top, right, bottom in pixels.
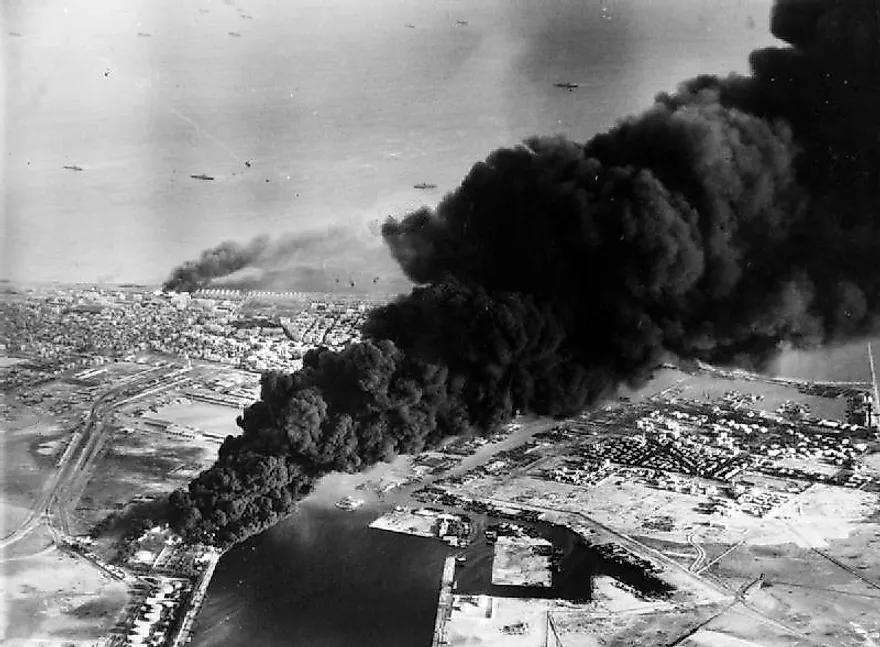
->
431, 555, 457, 647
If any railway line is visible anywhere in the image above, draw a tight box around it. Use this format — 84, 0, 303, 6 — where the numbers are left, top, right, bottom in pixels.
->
2, 367, 192, 548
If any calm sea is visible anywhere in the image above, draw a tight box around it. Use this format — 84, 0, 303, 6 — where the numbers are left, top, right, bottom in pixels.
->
6, 0, 775, 286
190, 472, 452, 647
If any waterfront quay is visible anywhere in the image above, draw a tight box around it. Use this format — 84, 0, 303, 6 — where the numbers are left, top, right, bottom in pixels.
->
103, 529, 222, 647
169, 548, 221, 647
432, 556, 457, 647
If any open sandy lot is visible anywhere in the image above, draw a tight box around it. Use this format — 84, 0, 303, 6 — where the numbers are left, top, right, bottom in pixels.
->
1, 405, 75, 545
453, 473, 879, 549
552, 600, 721, 647
2, 408, 68, 502
445, 596, 551, 647
772, 484, 880, 548
696, 597, 879, 647
1, 542, 129, 646
682, 628, 795, 647
74, 424, 218, 534
491, 536, 552, 587
370, 508, 437, 538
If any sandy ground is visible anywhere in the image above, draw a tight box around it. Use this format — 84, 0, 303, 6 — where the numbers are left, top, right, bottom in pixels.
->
701, 532, 880, 645
771, 484, 880, 548
445, 596, 551, 647
369, 508, 437, 538
589, 576, 669, 614
863, 453, 880, 474
1, 408, 68, 515
2, 501, 34, 542
1, 542, 129, 645
454, 473, 879, 549
682, 629, 780, 647
773, 455, 840, 476
551, 600, 721, 647
694, 603, 869, 647
74, 423, 219, 533
491, 536, 552, 587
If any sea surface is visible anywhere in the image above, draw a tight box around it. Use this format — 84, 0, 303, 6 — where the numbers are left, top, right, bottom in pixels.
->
191, 471, 452, 647
6, 0, 776, 286
771, 338, 877, 383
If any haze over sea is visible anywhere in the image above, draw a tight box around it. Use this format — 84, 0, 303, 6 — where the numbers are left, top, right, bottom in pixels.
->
6, 0, 776, 288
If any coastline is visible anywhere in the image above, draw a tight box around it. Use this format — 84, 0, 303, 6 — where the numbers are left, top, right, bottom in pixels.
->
170, 548, 223, 647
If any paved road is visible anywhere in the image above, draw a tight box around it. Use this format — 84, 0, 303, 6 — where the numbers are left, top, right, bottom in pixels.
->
687, 533, 707, 572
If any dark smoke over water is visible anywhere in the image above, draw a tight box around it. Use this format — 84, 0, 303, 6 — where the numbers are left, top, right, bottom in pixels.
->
163, 237, 271, 292
162, 223, 411, 293
168, 0, 879, 547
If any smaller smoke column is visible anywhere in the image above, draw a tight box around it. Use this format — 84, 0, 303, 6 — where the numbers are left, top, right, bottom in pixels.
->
161, 225, 396, 293
163, 237, 270, 292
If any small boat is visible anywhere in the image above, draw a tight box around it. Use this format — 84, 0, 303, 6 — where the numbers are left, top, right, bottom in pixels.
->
413, 182, 437, 190
335, 496, 364, 511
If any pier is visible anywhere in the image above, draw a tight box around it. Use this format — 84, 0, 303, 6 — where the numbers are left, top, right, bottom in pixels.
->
431, 556, 457, 647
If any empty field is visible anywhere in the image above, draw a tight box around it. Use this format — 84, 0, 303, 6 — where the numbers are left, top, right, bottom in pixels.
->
491, 536, 552, 587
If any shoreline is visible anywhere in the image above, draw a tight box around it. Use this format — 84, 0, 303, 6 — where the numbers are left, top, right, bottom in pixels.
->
169, 548, 222, 647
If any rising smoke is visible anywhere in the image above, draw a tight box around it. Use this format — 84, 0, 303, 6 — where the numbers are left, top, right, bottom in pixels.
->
168, 0, 879, 547
163, 236, 271, 292
162, 222, 404, 293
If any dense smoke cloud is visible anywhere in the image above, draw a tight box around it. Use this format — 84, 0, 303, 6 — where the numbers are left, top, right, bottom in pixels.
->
163, 237, 270, 292
384, 0, 880, 368
163, 223, 405, 293
169, 0, 879, 547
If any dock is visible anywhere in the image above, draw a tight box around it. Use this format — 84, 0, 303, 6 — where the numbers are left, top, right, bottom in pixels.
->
169, 549, 221, 647
868, 342, 879, 429
431, 556, 457, 647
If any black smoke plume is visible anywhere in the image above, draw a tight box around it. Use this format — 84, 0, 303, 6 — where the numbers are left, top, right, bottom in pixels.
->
162, 224, 405, 293
163, 237, 271, 292
169, 0, 879, 547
